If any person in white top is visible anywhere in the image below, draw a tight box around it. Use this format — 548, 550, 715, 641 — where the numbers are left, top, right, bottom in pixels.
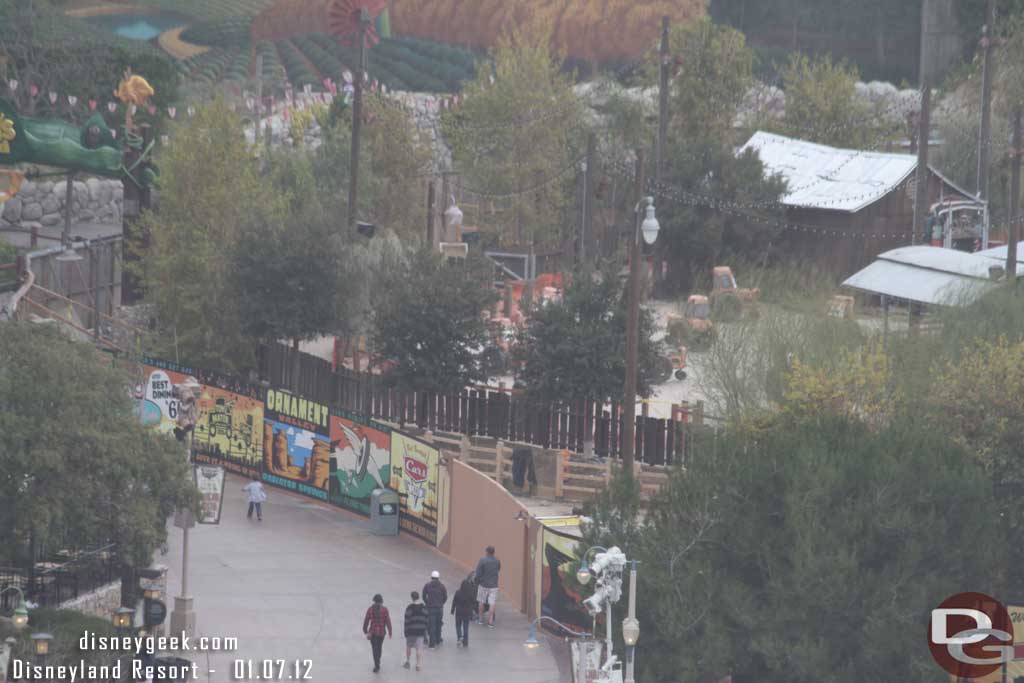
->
242, 480, 267, 521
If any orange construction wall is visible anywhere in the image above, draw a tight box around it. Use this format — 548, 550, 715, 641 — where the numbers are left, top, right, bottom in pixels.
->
445, 459, 535, 615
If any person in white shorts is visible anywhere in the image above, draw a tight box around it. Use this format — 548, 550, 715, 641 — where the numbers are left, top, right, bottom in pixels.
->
474, 545, 501, 627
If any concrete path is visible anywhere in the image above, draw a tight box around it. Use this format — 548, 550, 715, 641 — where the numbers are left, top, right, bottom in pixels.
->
163, 474, 568, 683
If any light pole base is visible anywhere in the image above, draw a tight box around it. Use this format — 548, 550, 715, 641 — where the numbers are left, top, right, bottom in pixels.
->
169, 596, 195, 638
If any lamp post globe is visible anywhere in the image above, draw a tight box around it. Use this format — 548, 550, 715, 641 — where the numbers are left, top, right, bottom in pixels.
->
13, 601, 28, 629
31, 633, 52, 657
445, 203, 463, 229
576, 562, 592, 585
622, 616, 640, 646
640, 201, 660, 245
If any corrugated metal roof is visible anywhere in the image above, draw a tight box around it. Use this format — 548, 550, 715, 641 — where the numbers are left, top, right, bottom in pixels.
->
842, 246, 1001, 305
741, 131, 918, 213
843, 261, 996, 305
976, 243, 1024, 264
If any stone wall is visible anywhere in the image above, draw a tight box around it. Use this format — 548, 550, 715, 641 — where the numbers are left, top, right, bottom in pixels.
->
57, 581, 121, 621
1, 178, 123, 229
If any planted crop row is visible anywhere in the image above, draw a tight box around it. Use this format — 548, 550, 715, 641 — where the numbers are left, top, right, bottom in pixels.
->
256, 41, 286, 84
289, 36, 347, 82
221, 50, 253, 85
371, 39, 472, 92
181, 17, 253, 48
181, 49, 234, 84
275, 40, 319, 89
305, 34, 408, 92
386, 36, 478, 76
137, 0, 272, 23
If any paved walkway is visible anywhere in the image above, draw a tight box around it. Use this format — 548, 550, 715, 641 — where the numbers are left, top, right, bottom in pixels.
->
163, 474, 568, 683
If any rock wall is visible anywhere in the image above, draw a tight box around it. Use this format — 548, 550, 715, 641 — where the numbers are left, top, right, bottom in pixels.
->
1, 178, 123, 229
57, 581, 121, 621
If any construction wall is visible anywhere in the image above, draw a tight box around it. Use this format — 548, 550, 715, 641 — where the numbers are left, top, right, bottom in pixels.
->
444, 459, 534, 615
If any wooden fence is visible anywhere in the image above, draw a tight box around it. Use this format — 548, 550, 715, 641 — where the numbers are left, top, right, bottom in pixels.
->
258, 343, 700, 466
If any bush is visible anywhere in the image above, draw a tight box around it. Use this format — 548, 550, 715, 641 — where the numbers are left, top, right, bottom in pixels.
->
0, 236, 17, 290
667, 316, 715, 349
712, 293, 743, 322
0, 608, 119, 665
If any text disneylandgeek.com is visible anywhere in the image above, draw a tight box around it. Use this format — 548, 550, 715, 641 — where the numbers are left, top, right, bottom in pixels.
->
7, 631, 314, 681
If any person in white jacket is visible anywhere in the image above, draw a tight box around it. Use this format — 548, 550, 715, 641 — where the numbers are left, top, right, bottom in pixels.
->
242, 480, 267, 521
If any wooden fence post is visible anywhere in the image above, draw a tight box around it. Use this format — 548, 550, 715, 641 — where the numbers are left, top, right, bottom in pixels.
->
605, 457, 613, 487
554, 449, 565, 499
695, 401, 704, 425
494, 440, 505, 484
459, 434, 470, 461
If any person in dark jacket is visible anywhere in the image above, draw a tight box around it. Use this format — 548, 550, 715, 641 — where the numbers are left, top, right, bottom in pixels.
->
450, 573, 477, 647
362, 594, 392, 673
422, 570, 448, 648
403, 591, 428, 671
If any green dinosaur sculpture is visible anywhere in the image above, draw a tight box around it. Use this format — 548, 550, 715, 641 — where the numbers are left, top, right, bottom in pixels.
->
0, 99, 157, 187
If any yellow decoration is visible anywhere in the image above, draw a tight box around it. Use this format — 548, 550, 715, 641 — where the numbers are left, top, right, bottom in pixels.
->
0, 169, 24, 203
0, 113, 15, 155
114, 72, 155, 106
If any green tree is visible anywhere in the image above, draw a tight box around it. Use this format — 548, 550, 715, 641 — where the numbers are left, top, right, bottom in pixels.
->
642, 19, 788, 293
582, 414, 1006, 683
371, 250, 498, 394
138, 100, 285, 373
773, 53, 899, 148
444, 31, 585, 249
229, 148, 361, 349
515, 266, 663, 403
0, 323, 198, 570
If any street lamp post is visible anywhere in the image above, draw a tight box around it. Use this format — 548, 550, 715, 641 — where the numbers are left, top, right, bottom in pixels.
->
0, 587, 30, 630
30, 632, 52, 667
621, 149, 660, 475
622, 560, 640, 683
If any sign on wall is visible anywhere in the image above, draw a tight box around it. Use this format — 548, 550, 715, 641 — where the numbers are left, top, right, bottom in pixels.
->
262, 388, 331, 501
192, 381, 264, 479
390, 432, 439, 545
541, 521, 590, 635
194, 465, 225, 524
328, 410, 392, 516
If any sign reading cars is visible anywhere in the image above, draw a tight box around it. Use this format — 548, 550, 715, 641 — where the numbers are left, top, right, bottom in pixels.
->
405, 458, 428, 482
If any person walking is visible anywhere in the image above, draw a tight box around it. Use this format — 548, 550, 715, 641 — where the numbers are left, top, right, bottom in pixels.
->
242, 479, 266, 521
403, 591, 428, 671
475, 545, 501, 627
451, 572, 476, 647
362, 594, 392, 673
422, 570, 448, 648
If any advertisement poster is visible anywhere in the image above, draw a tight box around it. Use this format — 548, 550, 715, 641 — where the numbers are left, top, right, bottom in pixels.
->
192, 382, 263, 479
390, 432, 439, 545
541, 521, 591, 635
194, 465, 225, 524
125, 359, 191, 435
262, 388, 331, 501
328, 410, 392, 516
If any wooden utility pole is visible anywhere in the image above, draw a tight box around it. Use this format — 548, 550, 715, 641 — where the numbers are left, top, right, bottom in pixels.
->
655, 16, 670, 186
621, 150, 645, 476
912, 82, 931, 246
347, 11, 371, 229
978, 0, 996, 200
254, 54, 264, 143
1008, 107, 1021, 285
426, 180, 436, 248
581, 132, 596, 263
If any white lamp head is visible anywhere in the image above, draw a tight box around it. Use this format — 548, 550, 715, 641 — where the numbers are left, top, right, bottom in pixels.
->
641, 199, 660, 245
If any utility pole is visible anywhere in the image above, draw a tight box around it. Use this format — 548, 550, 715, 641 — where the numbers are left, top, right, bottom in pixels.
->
978, 0, 996, 200
581, 132, 596, 264
426, 180, 436, 248
912, 82, 931, 246
655, 16, 670, 186
347, 10, 371, 230
621, 150, 644, 477
1008, 107, 1021, 285
254, 54, 264, 144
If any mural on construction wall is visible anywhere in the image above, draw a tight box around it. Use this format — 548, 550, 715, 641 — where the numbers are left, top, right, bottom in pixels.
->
191, 372, 264, 479
126, 357, 446, 545
262, 388, 332, 501
390, 432, 440, 545
328, 410, 392, 516
540, 518, 591, 635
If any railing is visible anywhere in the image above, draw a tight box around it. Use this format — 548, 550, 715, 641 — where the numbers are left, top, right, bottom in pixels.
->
259, 343, 699, 466
0, 544, 120, 608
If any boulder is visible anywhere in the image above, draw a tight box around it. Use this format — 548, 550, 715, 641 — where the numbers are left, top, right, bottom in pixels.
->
87, 177, 103, 202
42, 195, 60, 215
40, 213, 61, 226
2, 197, 23, 223
22, 202, 43, 221
37, 181, 53, 195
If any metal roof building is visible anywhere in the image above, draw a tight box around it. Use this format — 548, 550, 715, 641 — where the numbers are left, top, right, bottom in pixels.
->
842, 246, 1000, 306
740, 132, 982, 276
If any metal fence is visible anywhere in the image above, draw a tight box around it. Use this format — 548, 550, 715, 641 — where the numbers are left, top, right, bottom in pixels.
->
0, 544, 120, 608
